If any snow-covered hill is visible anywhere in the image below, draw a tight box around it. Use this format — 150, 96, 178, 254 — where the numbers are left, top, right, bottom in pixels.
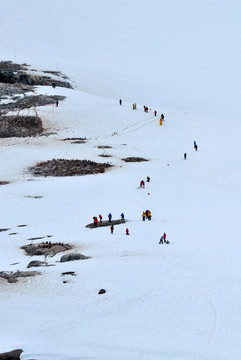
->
1, 1, 241, 360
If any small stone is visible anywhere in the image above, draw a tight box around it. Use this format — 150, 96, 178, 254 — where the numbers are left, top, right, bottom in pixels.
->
98, 289, 106, 294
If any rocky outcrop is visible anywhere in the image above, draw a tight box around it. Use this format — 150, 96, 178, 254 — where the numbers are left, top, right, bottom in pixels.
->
0, 61, 72, 88
0, 116, 43, 138
28, 159, 112, 177
0, 349, 23, 360
0, 95, 65, 116
60, 253, 90, 262
0, 271, 41, 283
122, 157, 148, 162
0, 61, 70, 117
27, 260, 46, 268
86, 219, 126, 228
21, 242, 72, 257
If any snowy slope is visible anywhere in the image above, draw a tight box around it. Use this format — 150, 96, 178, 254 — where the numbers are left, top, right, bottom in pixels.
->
1, 0, 241, 120
0, 1, 241, 360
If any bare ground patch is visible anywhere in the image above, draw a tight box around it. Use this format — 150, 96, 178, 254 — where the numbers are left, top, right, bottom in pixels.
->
0, 115, 43, 137
0, 61, 71, 88
21, 242, 72, 257
99, 154, 112, 158
0, 94, 65, 116
0, 270, 41, 283
28, 159, 112, 177
62, 137, 87, 144
0, 181, 10, 185
98, 145, 112, 149
0, 61, 69, 116
122, 157, 149, 162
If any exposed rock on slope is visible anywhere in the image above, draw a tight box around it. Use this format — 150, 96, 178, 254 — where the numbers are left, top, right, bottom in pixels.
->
0, 115, 43, 137
29, 159, 112, 177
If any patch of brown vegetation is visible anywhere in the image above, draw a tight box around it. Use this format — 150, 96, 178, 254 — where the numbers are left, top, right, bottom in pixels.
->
28, 159, 112, 177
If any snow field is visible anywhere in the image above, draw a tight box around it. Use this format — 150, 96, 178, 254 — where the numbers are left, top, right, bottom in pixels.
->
1, 0, 241, 358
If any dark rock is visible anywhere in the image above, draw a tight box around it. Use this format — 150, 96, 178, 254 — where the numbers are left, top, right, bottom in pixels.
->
27, 260, 46, 268
0, 181, 10, 185
98, 289, 106, 294
0, 349, 23, 360
60, 253, 90, 262
62, 271, 76, 276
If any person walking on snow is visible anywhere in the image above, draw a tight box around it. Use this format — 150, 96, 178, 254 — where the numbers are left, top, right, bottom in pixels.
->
159, 232, 166, 244
99, 214, 102, 223
154, 110, 157, 117
140, 180, 145, 189
147, 176, 150, 182
119, 99, 122, 105
159, 235, 164, 244
194, 144, 198, 151
126, 228, 129, 235
110, 225, 114, 234
120, 213, 125, 220
142, 211, 146, 221
108, 213, 112, 222
147, 210, 152, 220
184, 153, 187, 160
93, 216, 98, 227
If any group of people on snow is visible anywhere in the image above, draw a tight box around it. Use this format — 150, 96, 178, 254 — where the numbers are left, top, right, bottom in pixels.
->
92, 212, 125, 227
119, 99, 165, 125
110, 225, 129, 235
142, 210, 151, 221
91, 101, 202, 244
